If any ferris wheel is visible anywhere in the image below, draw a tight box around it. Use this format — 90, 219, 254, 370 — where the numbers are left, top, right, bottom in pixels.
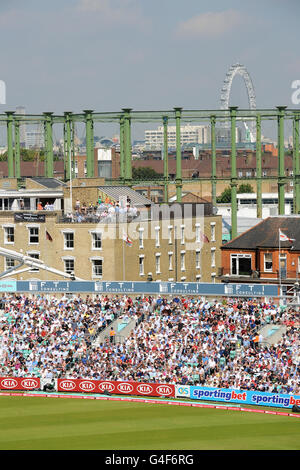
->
220, 63, 257, 142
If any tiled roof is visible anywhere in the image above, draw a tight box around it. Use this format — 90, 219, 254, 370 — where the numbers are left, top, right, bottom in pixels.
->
222, 216, 300, 250
29, 177, 66, 188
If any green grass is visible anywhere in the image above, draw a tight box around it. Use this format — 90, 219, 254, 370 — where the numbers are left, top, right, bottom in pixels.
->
0, 396, 299, 450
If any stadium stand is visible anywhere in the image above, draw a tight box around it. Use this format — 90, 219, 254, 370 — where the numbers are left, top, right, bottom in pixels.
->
0, 294, 299, 394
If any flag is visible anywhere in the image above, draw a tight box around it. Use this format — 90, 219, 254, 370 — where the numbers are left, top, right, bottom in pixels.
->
46, 230, 53, 242
279, 229, 295, 243
200, 230, 209, 243
123, 231, 132, 247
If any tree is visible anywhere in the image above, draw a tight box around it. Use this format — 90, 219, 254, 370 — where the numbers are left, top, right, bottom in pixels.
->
217, 183, 254, 203
217, 187, 231, 203
0, 148, 46, 162
132, 167, 162, 180
237, 183, 254, 194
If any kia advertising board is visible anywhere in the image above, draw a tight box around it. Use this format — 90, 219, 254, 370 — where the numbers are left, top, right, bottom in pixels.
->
58, 379, 175, 397
0, 377, 40, 391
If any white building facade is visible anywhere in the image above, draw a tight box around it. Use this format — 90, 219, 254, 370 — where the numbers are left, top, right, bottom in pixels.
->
145, 124, 210, 149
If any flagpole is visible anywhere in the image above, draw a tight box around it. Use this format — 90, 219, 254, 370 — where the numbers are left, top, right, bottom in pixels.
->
279, 228, 281, 301
123, 229, 125, 281
123, 239, 125, 281
69, 148, 72, 213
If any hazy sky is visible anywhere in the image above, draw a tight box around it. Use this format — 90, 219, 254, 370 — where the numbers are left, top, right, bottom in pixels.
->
0, 0, 299, 129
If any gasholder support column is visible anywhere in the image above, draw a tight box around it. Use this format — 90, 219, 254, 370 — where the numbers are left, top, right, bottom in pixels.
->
163, 115, 169, 203
6, 111, 14, 178
277, 106, 286, 215
210, 115, 217, 208
84, 110, 94, 178
256, 113, 262, 218
174, 107, 182, 202
230, 106, 238, 239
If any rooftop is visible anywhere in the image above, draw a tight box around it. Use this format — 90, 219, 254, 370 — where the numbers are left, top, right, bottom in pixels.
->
222, 216, 300, 251
98, 186, 152, 207
29, 177, 66, 189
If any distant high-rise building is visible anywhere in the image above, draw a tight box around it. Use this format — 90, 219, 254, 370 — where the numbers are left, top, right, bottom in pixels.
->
25, 127, 44, 148
145, 124, 210, 150
215, 126, 242, 146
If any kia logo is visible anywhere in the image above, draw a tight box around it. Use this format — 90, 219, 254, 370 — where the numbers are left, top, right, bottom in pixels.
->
1, 378, 18, 389
157, 385, 172, 396
99, 382, 115, 392
21, 379, 39, 389
137, 384, 153, 395
117, 383, 134, 393
79, 381, 95, 392
60, 380, 76, 391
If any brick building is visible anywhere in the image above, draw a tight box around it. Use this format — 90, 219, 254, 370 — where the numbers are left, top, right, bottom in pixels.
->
220, 216, 300, 293
0, 181, 222, 284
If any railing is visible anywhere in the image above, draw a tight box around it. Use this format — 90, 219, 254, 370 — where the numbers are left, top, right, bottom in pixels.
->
57, 210, 140, 224
219, 267, 300, 280
103, 334, 125, 344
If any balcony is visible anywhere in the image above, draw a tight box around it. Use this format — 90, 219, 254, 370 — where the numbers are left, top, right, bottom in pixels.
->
218, 267, 300, 284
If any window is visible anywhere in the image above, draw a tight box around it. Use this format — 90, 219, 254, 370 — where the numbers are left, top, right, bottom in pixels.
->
264, 253, 273, 272
180, 226, 185, 244
168, 226, 173, 244
28, 253, 40, 272
168, 252, 173, 271
28, 227, 39, 244
63, 231, 74, 249
231, 254, 252, 276
180, 251, 185, 271
195, 224, 200, 243
155, 254, 161, 274
139, 256, 144, 276
196, 249, 201, 269
3, 226, 14, 244
139, 229, 144, 249
64, 258, 74, 275
5, 257, 15, 270
91, 232, 102, 250
210, 223, 216, 242
211, 248, 216, 268
92, 259, 103, 278
155, 227, 160, 247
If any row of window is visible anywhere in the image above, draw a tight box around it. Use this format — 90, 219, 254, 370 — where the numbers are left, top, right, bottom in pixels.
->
138, 224, 216, 249
5, 255, 103, 277
3, 225, 216, 249
4, 248, 217, 279
139, 249, 216, 275
2, 226, 102, 249
230, 253, 300, 276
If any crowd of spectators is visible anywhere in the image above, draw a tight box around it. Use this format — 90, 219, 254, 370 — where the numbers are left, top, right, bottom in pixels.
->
63, 196, 138, 223
37, 202, 55, 211
0, 294, 299, 395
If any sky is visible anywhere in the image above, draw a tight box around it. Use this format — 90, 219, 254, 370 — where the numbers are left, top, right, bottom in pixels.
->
0, 0, 299, 138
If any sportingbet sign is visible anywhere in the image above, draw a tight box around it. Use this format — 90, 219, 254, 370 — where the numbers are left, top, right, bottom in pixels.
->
175, 385, 300, 409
